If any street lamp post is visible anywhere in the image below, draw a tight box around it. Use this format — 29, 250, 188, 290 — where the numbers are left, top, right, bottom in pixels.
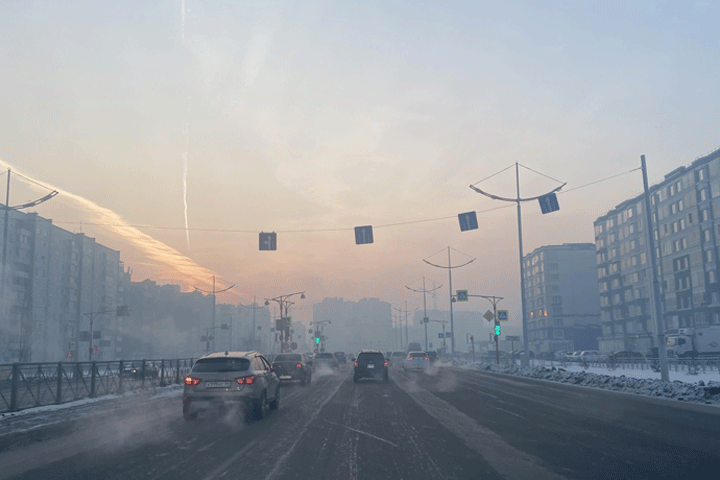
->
406, 277, 443, 351
470, 163, 565, 366
239, 297, 267, 350
265, 291, 305, 353
424, 247, 475, 355
394, 303, 418, 349
194, 276, 234, 352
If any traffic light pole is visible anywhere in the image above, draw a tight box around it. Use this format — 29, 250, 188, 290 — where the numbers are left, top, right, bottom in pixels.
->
266, 291, 306, 353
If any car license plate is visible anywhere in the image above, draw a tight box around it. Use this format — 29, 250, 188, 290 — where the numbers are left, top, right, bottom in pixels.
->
367, 364, 374, 369
280, 375, 292, 379
205, 382, 231, 388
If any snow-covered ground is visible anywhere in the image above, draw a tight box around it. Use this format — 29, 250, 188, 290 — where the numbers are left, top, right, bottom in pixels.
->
465, 361, 720, 406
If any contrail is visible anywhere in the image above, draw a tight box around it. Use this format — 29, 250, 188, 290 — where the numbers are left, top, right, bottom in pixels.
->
182, 140, 190, 247
0, 158, 223, 293
181, 0, 190, 248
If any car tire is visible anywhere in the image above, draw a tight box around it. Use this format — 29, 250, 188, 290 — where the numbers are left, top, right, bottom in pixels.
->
353, 375, 359, 383
269, 387, 280, 411
300, 375, 307, 386
254, 392, 268, 420
383, 372, 389, 383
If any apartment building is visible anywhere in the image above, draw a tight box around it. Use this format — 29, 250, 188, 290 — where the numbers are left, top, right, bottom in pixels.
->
523, 243, 601, 354
594, 147, 720, 353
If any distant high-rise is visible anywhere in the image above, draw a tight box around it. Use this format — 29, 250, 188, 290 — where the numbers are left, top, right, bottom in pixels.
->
523, 243, 601, 354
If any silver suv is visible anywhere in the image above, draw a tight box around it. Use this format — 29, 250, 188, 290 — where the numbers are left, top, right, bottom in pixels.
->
183, 351, 280, 421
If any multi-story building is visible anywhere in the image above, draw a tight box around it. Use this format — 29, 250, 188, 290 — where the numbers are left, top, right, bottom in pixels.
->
523, 243, 601, 354
594, 147, 720, 354
0, 210, 126, 362
313, 297, 392, 353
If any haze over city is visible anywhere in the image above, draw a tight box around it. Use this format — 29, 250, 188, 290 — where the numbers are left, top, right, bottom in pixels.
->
2, 0, 719, 327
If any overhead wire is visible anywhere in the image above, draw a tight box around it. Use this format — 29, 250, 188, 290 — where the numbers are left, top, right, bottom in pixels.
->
50, 166, 640, 235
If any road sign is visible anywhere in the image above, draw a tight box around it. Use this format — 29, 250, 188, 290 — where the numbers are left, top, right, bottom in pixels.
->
290, 342, 298, 351
483, 310, 494, 322
259, 232, 277, 251
354, 225, 374, 245
538, 193, 560, 214
456, 290, 469, 302
438, 332, 444, 339
505, 335, 520, 341
458, 211, 478, 231
445, 332, 452, 338
497, 310, 509, 321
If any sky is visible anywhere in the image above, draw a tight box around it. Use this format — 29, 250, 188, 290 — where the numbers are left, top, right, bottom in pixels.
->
1, 0, 719, 328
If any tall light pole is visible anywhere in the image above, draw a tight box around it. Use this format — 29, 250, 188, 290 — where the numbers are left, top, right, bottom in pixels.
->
265, 291, 306, 353
424, 247, 475, 355
641, 155, 670, 382
394, 303, 418, 348
239, 297, 267, 350
470, 163, 565, 366
194, 276, 234, 352
0, 169, 58, 361
406, 277, 442, 351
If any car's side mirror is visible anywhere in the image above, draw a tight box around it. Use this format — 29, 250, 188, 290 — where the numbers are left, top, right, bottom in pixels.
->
351, 357, 356, 362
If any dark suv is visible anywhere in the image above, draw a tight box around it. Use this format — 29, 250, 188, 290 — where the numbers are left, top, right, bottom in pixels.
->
353, 350, 388, 383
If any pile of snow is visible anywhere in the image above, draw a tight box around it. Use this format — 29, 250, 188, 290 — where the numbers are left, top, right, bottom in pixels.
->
473, 363, 720, 405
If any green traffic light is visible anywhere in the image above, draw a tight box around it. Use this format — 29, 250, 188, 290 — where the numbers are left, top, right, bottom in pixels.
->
494, 324, 501, 336
315, 337, 320, 344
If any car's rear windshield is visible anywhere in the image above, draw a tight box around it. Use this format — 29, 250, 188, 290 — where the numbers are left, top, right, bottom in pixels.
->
358, 353, 384, 362
408, 352, 426, 358
192, 357, 250, 372
274, 354, 301, 362
316, 353, 334, 359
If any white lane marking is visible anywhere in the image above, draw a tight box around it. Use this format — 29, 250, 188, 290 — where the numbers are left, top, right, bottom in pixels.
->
495, 407, 525, 419
262, 377, 346, 480
396, 376, 567, 480
349, 432, 358, 480
320, 419, 399, 448
196, 440, 217, 453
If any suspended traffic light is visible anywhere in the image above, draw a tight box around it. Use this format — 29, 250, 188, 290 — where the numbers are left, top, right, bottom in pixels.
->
494, 323, 501, 336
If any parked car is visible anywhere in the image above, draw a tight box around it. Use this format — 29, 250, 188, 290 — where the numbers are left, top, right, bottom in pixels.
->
121, 361, 159, 379
182, 351, 280, 422
404, 351, 430, 371
271, 353, 312, 385
607, 351, 645, 362
577, 350, 603, 362
353, 350, 388, 383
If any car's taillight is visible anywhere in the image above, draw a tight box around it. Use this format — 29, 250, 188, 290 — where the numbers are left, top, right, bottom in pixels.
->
354, 361, 358, 366
296, 363, 302, 368
184, 376, 201, 386
407, 357, 412, 361
236, 375, 257, 385
424, 357, 429, 361
384, 361, 388, 366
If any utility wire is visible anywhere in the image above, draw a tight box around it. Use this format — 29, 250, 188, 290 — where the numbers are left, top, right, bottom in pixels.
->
470, 164, 515, 186
518, 163, 565, 184
559, 167, 641, 194
51, 166, 639, 235
10, 170, 57, 192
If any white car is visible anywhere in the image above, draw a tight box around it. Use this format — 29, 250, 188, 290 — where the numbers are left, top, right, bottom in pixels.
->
578, 350, 603, 362
403, 351, 430, 371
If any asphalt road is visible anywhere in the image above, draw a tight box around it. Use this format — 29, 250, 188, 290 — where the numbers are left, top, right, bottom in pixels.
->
2, 364, 720, 480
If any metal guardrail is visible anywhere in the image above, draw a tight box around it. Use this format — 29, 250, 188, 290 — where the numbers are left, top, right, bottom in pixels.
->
0, 358, 195, 413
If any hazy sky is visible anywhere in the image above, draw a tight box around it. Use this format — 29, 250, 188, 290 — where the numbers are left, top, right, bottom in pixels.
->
1, 0, 719, 328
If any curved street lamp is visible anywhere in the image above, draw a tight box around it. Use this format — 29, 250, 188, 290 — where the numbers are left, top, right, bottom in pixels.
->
265, 291, 306, 353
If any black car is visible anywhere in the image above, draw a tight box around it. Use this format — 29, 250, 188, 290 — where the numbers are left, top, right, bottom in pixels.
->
353, 350, 388, 383
333, 351, 347, 364
271, 353, 312, 385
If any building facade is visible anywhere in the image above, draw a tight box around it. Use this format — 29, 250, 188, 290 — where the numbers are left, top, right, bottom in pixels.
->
523, 243, 601, 354
594, 148, 720, 354
0, 210, 127, 362
313, 297, 392, 353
